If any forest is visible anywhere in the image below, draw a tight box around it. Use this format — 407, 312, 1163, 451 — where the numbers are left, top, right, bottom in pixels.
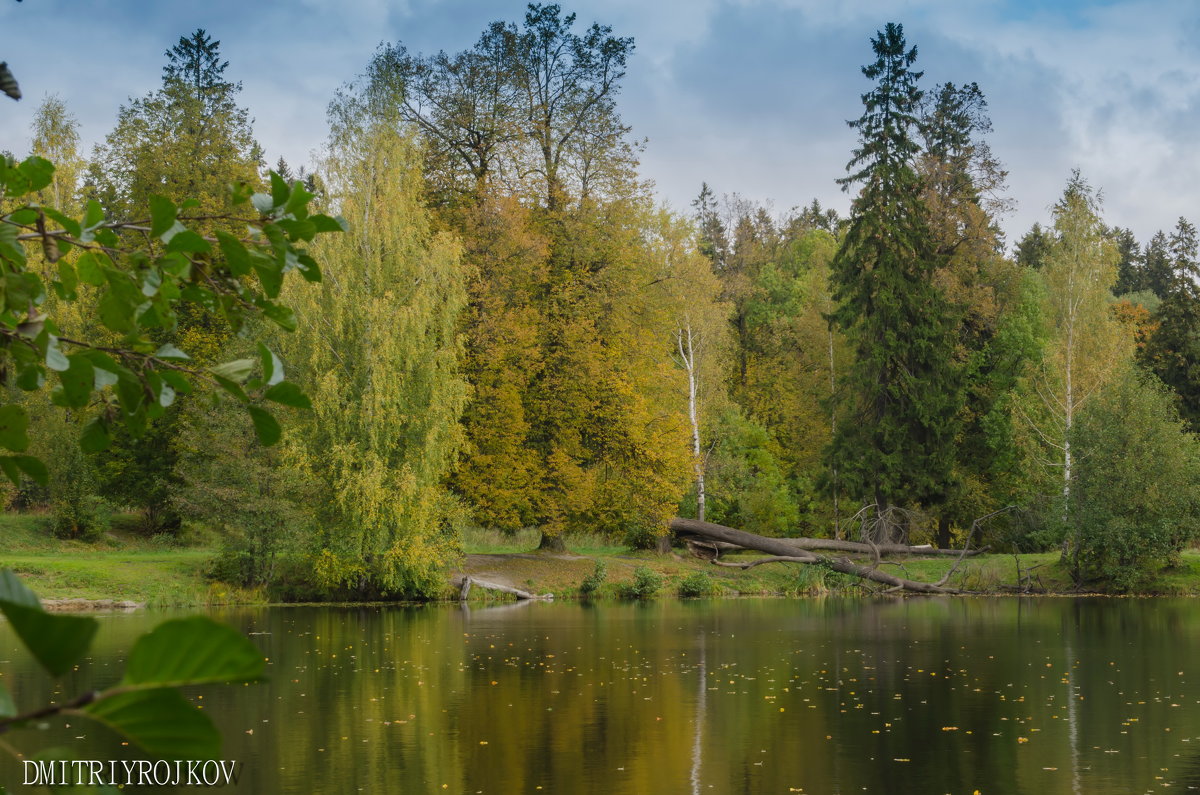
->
5, 7, 1200, 598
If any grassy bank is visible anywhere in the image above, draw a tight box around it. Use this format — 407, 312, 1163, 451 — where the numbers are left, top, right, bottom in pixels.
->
8, 515, 1200, 605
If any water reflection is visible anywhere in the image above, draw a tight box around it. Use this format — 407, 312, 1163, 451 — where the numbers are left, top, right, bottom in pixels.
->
3, 598, 1200, 793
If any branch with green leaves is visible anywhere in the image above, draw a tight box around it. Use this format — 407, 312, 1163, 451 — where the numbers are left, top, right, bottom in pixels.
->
0, 569, 264, 781
0, 155, 344, 484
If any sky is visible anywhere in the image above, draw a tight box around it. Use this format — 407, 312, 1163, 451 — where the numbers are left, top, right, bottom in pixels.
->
2, 0, 1198, 247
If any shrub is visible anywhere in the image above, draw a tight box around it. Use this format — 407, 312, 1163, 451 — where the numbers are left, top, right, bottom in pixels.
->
676, 570, 717, 598
618, 565, 662, 600
579, 560, 608, 597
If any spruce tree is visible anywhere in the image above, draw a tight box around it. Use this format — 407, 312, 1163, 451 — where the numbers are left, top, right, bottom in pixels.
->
826, 23, 961, 544
1144, 217, 1200, 429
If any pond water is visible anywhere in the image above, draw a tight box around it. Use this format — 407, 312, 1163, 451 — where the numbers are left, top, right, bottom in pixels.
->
4, 598, 1200, 794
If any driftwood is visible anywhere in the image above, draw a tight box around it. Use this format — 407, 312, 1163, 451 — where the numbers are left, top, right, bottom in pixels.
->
670, 517, 963, 595
457, 576, 553, 602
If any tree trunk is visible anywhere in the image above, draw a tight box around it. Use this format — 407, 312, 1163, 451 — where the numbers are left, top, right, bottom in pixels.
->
538, 532, 567, 553
670, 517, 966, 595
456, 576, 552, 601
936, 515, 951, 549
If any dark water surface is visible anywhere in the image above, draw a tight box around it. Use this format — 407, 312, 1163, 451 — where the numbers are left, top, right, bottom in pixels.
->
5, 598, 1200, 794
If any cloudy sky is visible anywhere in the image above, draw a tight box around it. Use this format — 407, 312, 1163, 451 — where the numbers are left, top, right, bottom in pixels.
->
2, 0, 1198, 246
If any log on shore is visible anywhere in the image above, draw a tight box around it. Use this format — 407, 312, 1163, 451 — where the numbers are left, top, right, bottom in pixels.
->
671, 518, 985, 557
456, 576, 553, 602
670, 517, 962, 595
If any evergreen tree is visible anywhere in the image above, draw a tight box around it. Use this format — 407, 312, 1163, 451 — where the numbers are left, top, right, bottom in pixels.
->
692, 182, 729, 270
826, 23, 961, 544
1109, 226, 1143, 295
1142, 230, 1173, 300
1015, 223, 1053, 269
1143, 217, 1200, 429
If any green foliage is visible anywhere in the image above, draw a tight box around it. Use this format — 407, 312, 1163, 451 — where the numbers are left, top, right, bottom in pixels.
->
1067, 367, 1200, 590
675, 570, 717, 598
0, 569, 263, 764
578, 560, 608, 597
281, 104, 468, 598
704, 407, 802, 537
826, 24, 962, 539
1142, 217, 1200, 430
618, 565, 663, 600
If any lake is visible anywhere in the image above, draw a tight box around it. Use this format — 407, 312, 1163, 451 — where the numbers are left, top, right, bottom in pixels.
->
4, 598, 1200, 794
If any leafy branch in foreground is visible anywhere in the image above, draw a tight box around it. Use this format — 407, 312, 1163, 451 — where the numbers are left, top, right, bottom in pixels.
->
0, 569, 264, 772
0, 156, 345, 483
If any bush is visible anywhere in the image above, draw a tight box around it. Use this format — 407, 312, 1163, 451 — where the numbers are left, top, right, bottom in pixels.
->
675, 570, 717, 598
618, 565, 662, 600
579, 560, 608, 597
1068, 367, 1200, 590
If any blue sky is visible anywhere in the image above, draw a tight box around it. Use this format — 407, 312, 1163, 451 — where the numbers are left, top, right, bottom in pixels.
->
2, 0, 1198, 246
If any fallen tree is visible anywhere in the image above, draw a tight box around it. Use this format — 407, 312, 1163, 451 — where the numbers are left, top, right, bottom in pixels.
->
669, 517, 978, 595
671, 518, 986, 558
456, 575, 553, 602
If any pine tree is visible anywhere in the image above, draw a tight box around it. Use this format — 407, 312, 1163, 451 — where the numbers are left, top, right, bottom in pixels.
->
1144, 217, 1200, 429
826, 23, 961, 544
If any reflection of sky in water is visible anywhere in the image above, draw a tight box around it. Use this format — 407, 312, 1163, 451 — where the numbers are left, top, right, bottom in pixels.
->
3, 598, 1199, 794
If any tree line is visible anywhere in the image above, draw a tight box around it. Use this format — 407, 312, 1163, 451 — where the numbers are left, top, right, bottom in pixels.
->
8, 9, 1200, 595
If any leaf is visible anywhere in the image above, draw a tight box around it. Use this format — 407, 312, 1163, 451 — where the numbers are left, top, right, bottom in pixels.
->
160, 369, 193, 395
0, 405, 30, 452
0, 568, 41, 608
83, 688, 219, 760
263, 381, 311, 409
154, 343, 190, 361
15, 365, 44, 391
80, 416, 111, 453
164, 230, 211, 254
17, 156, 54, 193
0, 681, 14, 719
148, 195, 178, 238
53, 355, 94, 408
41, 207, 81, 238
250, 193, 274, 214
75, 251, 107, 286
269, 171, 289, 207
258, 343, 283, 386
5, 207, 38, 226
310, 213, 349, 233
247, 405, 281, 445
210, 358, 255, 383
3, 455, 48, 486
44, 340, 69, 372
212, 374, 249, 403
82, 199, 104, 231
283, 181, 315, 217
98, 290, 133, 333
122, 616, 265, 688
0, 600, 97, 677
215, 231, 250, 277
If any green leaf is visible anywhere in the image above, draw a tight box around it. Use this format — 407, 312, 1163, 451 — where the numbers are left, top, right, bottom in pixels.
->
80, 416, 111, 453
210, 358, 255, 383
3, 455, 48, 486
82, 199, 104, 231
15, 365, 44, 391
42, 207, 81, 238
98, 290, 133, 333
17, 156, 54, 193
258, 343, 283, 386
0, 405, 30, 452
212, 374, 249, 403
160, 369, 193, 395
0, 568, 41, 608
148, 195, 178, 238
252, 259, 284, 298
283, 182, 315, 218
56, 259, 78, 296
269, 171, 289, 207
123, 616, 265, 688
165, 229, 211, 254
247, 405, 281, 445
54, 355, 94, 408
83, 688, 219, 760
263, 381, 311, 409
75, 251, 106, 286
215, 231, 250, 277
5, 207, 38, 225
0, 600, 97, 677
154, 343, 190, 361
0, 680, 14, 719
310, 214, 349, 233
